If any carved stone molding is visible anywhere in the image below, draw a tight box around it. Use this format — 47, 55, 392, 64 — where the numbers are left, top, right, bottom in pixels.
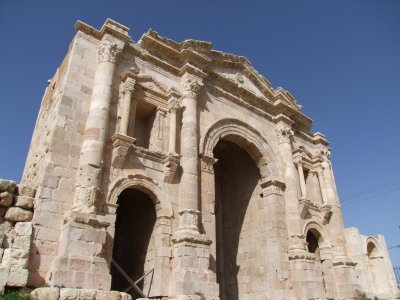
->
123, 77, 136, 93
163, 154, 180, 183
260, 180, 286, 197
319, 148, 331, 161
321, 203, 333, 225
169, 99, 181, 112
178, 209, 200, 230
180, 77, 203, 99
276, 127, 293, 144
110, 133, 135, 168
200, 155, 218, 174
97, 40, 122, 64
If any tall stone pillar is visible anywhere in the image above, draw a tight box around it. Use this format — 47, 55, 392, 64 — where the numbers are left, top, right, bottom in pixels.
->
275, 115, 320, 299
74, 36, 123, 212
48, 35, 124, 290
170, 74, 219, 299
319, 147, 359, 299
119, 75, 136, 137
275, 117, 306, 253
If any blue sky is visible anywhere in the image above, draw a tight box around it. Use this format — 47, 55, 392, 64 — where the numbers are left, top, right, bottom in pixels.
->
0, 1, 399, 266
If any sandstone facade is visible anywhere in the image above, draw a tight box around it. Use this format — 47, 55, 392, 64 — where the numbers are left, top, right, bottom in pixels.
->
1, 19, 398, 299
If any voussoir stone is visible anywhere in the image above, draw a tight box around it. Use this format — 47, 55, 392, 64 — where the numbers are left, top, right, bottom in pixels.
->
4, 207, 33, 222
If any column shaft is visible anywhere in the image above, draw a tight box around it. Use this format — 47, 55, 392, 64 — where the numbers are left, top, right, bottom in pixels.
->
296, 161, 307, 198
120, 90, 132, 136
316, 168, 328, 204
75, 39, 122, 211
169, 108, 177, 153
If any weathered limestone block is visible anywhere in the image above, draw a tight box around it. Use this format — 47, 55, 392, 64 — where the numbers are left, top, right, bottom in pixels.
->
13, 235, 31, 250
14, 222, 33, 236
14, 196, 34, 209
0, 192, 14, 207
31, 287, 60, 300
6, 267, 29, 286
0, 266, 10, 286
60, 288, 81, 300
96, 290, 121, 300
1, 248, 29, 268
4, 207, 33, 222
0, 179, 16, 193
18, 184, 36, 198
79, 289, 97, 300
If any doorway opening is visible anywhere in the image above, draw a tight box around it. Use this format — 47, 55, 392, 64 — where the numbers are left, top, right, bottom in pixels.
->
111, 188, 157, 299
214, 140, 262, 300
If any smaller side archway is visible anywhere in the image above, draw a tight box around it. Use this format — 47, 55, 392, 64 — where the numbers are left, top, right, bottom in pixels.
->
304, 222, 330, 260
106, 174, 173, 298
106, 174, 173, 218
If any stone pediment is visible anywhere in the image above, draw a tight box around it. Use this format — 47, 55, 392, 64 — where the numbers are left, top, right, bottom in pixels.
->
136, 75, 169, 99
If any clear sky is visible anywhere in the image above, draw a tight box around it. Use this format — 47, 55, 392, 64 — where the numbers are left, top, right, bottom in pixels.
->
0, 1, 399, 266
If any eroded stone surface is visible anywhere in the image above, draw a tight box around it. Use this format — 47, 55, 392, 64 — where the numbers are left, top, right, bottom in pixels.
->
0, 18, 397, 300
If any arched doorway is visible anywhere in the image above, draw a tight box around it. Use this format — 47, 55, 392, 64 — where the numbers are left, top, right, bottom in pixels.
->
306, 229, 321, 259
214, 140, 262, 300
111, 188, 157, 299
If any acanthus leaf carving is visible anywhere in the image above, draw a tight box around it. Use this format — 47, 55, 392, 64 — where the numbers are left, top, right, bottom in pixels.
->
180, 77, 203, 99
97, 40, 122, 64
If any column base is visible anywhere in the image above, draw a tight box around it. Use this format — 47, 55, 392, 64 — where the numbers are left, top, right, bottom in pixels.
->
170, 231, 219, 298
48, 211, 112, 291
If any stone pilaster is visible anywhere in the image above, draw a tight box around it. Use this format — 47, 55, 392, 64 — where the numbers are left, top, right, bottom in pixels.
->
168, 100, 180, 155
119, 71, 137, 136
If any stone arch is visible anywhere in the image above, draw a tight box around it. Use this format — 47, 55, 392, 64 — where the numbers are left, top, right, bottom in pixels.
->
107, 174, 173, 218
365, 237, 381, 257
304, 221, 330, 249
199, 118, 281, 179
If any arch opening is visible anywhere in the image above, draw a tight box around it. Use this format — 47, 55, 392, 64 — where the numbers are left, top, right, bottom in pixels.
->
111, 188, 157, 299
214, 140, 263, 300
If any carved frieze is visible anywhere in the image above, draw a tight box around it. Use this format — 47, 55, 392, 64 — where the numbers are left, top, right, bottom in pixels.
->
260, 180, 286, 197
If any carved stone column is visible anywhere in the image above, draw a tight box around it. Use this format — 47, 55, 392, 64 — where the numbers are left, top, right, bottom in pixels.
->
74, 36, 123, 212
119, 74, 136, 136
170, 74, 219, 299
149, 107, 167, 152
295, 158, 308, 200
274, 118, 306, 253
177, 76, 203, 233
111, 70, 137, 169
315, 166, 328, 205
168, 100, 180, 155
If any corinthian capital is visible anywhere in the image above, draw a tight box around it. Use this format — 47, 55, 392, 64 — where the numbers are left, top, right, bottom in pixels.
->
123, 77, 136, 93
180, 77, 203, 99
276, 127, 293, 144
97, 40, 122, 64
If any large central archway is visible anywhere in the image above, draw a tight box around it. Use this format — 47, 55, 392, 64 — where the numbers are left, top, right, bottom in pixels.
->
214, 140, 263, 300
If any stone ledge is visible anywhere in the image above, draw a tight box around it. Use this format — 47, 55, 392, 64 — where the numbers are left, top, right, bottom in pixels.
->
31, 287, 132, 300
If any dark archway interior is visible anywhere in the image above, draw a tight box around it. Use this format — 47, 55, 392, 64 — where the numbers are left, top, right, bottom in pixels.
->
111, 188, 156, 299
214, 140, 261, 300
306, 230, 319, 254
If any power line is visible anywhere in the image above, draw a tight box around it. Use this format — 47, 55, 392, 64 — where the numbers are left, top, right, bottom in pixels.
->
341, 179, 400, 203
388, 244, 400, 250
341, 186, 400, 207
